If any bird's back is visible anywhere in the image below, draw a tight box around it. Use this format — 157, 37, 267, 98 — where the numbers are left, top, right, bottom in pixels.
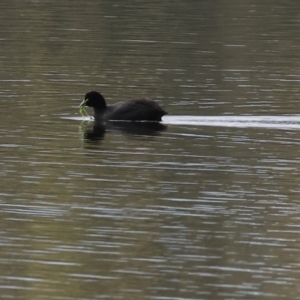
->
104, 99, 167, 121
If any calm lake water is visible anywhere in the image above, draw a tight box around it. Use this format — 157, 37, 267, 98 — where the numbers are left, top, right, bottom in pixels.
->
1, 1, 300, 299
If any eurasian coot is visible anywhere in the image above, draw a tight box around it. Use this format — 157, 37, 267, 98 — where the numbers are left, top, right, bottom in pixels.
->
79, 91, 167, 122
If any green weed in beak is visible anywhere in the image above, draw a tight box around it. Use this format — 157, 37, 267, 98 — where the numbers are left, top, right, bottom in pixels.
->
79, 98, 90, 118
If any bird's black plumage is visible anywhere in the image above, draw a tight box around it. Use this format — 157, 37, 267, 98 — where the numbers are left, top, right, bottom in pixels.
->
80, 91, 167, 122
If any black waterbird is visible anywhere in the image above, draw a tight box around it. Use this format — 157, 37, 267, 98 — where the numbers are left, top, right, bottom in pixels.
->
79, 91, 167, 122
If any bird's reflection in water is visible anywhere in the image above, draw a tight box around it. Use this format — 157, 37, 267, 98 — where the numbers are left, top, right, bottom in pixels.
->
81, 121, 167, 143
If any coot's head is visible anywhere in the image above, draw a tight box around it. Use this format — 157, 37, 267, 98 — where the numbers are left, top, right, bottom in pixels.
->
79, 91, 107, 109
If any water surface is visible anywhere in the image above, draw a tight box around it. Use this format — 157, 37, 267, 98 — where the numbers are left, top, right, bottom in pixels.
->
1, 1, 300, 299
